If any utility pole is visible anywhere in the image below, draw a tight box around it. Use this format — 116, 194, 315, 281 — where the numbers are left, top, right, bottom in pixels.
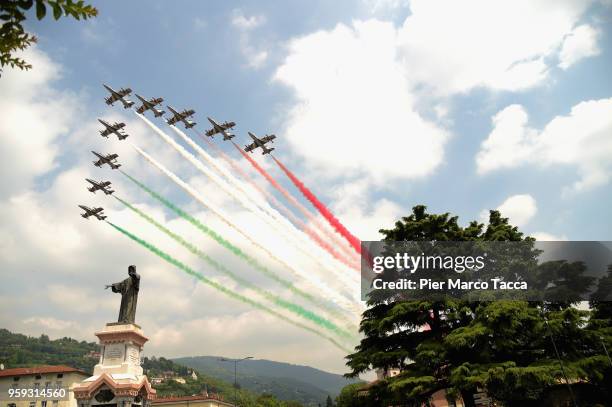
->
219, 356, 253, 406
601, 336, 612, 368
544, 318, 578, 407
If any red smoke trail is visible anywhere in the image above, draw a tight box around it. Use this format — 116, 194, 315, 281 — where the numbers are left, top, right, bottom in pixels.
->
232, 141, 358, 261
271, 156, 362, 255
200, 135, 358, 270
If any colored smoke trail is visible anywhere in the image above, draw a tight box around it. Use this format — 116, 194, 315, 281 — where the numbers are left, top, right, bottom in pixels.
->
120, 171, 312, 305
232, 141, 357, 262
169, 124, 355, 283
127, 143, 363, 319
272, 156, 362, 255
106, 221, 352, 352
114, 195, 354, 340
196, 133, 357, 270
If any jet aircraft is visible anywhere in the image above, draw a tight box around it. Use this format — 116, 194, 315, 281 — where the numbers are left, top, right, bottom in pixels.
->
205, 117, 236, 140
166, 106, 196, 128
98, 119, 128, 140
103, 84, 134, 109
86, 179, 114, 195
92, 151, 121, 169
78, 205, 107, 220
244, 131, 276, 155
135, 94, 165, 117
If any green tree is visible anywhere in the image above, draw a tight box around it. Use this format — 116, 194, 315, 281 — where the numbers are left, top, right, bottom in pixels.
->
0, 0, 97, 72
335, 383, 365, 407
346, 205, 610, 406
325, 394, 333, 406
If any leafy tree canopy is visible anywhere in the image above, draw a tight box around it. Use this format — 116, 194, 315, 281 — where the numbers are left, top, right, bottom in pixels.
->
345, 205, 612, 407
0, 0, 97, 73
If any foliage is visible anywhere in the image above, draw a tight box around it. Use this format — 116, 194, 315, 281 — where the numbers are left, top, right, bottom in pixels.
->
0, 328, 98, 372
345, 205, 612, 406
0, 0, 97, 72
334, 383, 368, 407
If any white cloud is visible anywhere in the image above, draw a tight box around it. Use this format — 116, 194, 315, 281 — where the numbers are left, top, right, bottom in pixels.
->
476, 98, 612, 193
231, 9, 269, 69
274, 0, 597, 184
495, 194, 537, 227
396, 0, 593, 95
0, 46, 80, 199
231, 10, 266, 30
476, 105, 537, 173
558, 24, 600, 69
363, 0, 410, 13
529, 231, 568, 241
24, 317, 78, 331
274, 20, 449, 182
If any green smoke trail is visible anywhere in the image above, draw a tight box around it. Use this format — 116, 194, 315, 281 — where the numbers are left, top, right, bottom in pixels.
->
120, 170, 354, 326
114, 195, 354, 340
106, 220, 352, 352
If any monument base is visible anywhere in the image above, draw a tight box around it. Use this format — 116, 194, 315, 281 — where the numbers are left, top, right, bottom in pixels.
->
74, 323, 156, 407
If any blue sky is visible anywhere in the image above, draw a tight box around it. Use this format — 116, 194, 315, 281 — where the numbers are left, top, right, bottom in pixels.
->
1, 0, 611, 374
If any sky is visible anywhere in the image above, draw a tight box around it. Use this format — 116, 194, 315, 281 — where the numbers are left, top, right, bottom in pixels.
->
1, 0, 612, 375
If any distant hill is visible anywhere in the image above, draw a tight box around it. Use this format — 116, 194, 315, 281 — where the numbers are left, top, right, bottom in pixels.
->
0, 328, 98, 373
0, 329, 304, 407
174, 356, 362, 405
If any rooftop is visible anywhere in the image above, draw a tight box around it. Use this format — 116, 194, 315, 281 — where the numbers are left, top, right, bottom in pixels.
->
152, 394, 226, 404
0, 365, 88, 378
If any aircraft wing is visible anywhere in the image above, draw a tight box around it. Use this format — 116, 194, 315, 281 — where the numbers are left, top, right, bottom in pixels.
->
183, 109, 195, 117
106, 153, 119, 160
205, 128, 217, 137
117, 87, 131, 97
244, 142, 257, 152
261, 135, 276, 143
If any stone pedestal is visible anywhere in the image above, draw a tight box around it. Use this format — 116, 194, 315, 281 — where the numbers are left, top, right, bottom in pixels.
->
74, 323, 156, 407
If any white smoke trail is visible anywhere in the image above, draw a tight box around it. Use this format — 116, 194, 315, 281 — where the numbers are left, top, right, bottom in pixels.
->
129, 135, 364, 318
169, 124, 359, 289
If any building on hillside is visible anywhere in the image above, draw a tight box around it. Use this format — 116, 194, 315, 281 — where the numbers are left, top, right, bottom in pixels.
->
84, 351, 101, 360
0, 365, 89, 407
172, 379, 185, 385
357, 369, 466, 407
190, 371, 197, 381
152, 394, 232, 407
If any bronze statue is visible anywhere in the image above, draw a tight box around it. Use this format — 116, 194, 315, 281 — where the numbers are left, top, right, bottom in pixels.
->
106, 265, 140, 324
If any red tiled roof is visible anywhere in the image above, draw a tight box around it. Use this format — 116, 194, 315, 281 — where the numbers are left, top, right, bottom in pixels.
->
153, 394, 225, 403
0, 365, 88, 378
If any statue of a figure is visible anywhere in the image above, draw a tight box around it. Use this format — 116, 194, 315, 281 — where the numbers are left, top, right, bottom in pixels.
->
105, 265, 140, 324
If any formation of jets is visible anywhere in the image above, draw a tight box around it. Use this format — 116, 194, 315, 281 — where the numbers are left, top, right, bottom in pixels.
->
136, 94, 165, 117
98, 119, 129, 140
79, 205, 107, 220
83, 84, 286, 221
92, 151, 121, 170
245, 131, 276, 155
166, 106, 196, 128
205, 117, 236, 140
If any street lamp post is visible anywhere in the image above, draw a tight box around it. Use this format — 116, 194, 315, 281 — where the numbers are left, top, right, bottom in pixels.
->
219, 356, 253, 406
